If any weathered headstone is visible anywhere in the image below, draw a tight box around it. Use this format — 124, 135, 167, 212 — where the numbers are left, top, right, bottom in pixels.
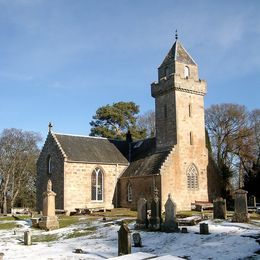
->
163, 194, 179, 232
118, 221, 131, 256
132, 232, 142, 247
248, 195, 256, 208
232, 189, 249, 223
200, 223, 209, 235
136, 197, 147, 229
38, 179, 59, 230
213, 197, 227, 219
24, 230, 32, 245
149, 188, 161, 231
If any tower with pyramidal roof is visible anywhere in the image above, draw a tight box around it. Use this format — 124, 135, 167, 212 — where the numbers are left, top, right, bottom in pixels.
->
150, 31, 210, 208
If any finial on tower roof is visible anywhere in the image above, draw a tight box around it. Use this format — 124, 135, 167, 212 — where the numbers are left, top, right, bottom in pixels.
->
48, 122, 53, 132
175, 29, 178, 40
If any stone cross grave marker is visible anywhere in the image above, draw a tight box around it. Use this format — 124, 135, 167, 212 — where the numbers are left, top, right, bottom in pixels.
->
132, 232, 142, 247
136, 197, 147, 229
164, 193, 179, 232
149, 187, 161, 231
39, 179, 59, 230
213, 197, 227, 219
232, 189, 249, 223
118, 221, 131, 256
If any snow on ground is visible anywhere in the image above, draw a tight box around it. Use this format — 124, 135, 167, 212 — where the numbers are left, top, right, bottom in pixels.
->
0, 218, 259, 260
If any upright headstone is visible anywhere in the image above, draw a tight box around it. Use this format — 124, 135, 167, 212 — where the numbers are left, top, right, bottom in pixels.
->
164, 194, 179, 232
149, 187, 161, 231
39, 179, 59, 230
232, 189, 249, 223
24, 230, 32, 245
136, 197, 147, 229
213, 197, 227, 219
200, 223, 209, 235
248, 195, 256, 208
132, 232, 142, 247
118, 221, 131, 256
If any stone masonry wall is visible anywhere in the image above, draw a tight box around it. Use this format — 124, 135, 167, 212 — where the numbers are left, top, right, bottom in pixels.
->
160, 145, 209, 211
119, 175, 161, 210
36, 133, 65, 211
64, 162, 127, 212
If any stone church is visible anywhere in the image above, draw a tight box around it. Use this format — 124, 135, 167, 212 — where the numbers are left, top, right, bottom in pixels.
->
36, 36, 220, 213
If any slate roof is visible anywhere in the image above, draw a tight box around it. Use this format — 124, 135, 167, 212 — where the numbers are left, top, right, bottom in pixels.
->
120, 138, 170, 177
51, 133, 170, 176
159, 40, 196, 68
53, 133, 128, 164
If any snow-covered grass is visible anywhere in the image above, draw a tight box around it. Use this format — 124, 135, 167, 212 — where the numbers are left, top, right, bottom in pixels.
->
0, 215, 259, 259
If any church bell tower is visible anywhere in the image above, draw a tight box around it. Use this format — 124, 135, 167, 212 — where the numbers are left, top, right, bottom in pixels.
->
151, 32, 207, 152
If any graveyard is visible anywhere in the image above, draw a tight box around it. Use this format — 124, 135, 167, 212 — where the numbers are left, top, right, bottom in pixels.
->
0, 206, 259, 259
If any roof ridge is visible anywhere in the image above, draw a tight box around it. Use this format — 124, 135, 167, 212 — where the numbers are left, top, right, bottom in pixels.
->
53, 132, 108, 140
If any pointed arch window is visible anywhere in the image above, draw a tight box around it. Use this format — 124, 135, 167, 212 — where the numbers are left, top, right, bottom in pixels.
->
127, 183, 133, 202
187, 164, 199, 189
91, 168, 103, 201
184, 66, 190, 78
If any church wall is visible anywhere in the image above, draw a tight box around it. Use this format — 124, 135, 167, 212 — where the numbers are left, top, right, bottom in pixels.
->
155, 90, 177, 150
159, 78, 209, 211
118, 175, 161, 210
160, 145, 209, 211
36, 133, 65, 211
63, 162, 127, 212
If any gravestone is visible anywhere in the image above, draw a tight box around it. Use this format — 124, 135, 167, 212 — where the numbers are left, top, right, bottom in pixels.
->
136, 197, 147, 229
132, 232, 142, 247
163, 194, 179, 232
181, 227, 188, 233
200, 223, 209, 235
248, 195, 256, 208
232, 189, 249, 223
213, 197, 227, 219
118, 221, 131, 256
38, 179, 59, 230
149, 188, 161, 231
24, 230, 32, 245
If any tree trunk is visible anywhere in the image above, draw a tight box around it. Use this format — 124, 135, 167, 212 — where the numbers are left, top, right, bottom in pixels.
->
2, 174, 10, 214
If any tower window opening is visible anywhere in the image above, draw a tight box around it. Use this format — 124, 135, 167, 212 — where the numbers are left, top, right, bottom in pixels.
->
189, 104, 192, 117
190, 131, 193, 145
184, 66, 190, 78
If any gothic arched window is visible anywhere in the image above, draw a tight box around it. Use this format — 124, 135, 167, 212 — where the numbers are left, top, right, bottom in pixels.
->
91, 168, 103, 201
127, 183, 133, 202
47, 155, 52, 174
184, 66, 190, 78
187, 164, 199, 189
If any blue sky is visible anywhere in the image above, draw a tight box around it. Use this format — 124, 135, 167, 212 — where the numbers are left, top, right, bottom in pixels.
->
0, 0, 259, 141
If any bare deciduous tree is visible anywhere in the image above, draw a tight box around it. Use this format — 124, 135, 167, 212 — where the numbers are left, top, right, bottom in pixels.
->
205, 104, 252, 193
0, 128, 41, 213
137, 110, 155, 138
